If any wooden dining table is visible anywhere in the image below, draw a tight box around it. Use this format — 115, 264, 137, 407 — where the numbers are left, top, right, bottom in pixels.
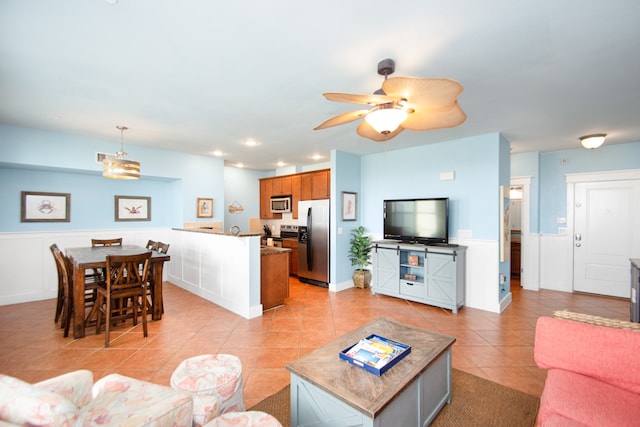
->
66, 244, 170, 339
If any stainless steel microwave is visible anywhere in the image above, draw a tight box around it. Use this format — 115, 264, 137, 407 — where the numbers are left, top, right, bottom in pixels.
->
270, 195, 292, 213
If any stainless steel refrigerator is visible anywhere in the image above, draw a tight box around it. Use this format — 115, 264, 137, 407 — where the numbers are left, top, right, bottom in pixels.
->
298, 199, 330, 287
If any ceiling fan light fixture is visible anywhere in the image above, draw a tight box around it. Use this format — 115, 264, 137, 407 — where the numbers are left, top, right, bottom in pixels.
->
365, 105, 408, 134
103, 126, 140, 179
579, 133, 607, 149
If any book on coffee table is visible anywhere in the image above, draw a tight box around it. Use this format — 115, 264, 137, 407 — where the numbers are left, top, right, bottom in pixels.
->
339, 334, 411, 376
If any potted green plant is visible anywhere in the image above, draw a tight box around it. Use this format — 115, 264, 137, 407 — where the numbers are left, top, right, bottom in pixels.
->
349, 226, 373, 288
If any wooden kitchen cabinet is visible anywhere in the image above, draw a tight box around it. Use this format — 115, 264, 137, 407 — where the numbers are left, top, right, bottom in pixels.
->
260, 169, 330, 218
260, 178, 277, 219
301, 173, 312, 201
261, 250, 290, 311
282, 239, 298, 276
291, 175, 301, 219
310, 169, 330, 199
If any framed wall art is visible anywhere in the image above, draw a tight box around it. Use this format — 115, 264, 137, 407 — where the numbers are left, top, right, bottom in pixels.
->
21, 191, 70, 222
342, 191, 357, 221
115, 195, 151, 221
197, 197, 214, 218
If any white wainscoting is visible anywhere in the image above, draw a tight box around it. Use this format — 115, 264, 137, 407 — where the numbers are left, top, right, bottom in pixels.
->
520, 233, 541, 291
452, 238, 503, 313
167, 229, 263, 319
540, 234, 573, 292
0, 228, 173, 306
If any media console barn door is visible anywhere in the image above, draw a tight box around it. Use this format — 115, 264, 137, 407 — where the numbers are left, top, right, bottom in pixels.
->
371, 242, 466, 313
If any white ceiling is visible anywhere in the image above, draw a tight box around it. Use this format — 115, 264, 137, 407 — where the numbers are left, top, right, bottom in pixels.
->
1, 0, 639, 170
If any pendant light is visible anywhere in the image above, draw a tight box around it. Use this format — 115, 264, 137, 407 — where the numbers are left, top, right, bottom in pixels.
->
103, 125, 140, 179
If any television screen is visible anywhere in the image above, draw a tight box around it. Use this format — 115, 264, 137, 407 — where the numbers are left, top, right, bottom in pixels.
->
383, 198, 449, 244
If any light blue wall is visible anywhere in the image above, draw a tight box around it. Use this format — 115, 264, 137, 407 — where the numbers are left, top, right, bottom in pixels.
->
360, 133, 503, 240
0, 166, 177, 231
224, 166, 269, 232
519, 141, 640, 234
331, 150, 362, 284
0, 124, 225, 231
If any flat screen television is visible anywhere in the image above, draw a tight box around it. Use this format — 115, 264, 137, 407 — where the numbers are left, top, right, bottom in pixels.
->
383, 198, 449, 245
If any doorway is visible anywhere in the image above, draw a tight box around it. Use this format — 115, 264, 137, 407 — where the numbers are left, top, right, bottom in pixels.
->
510, 186, 522, 280
510, 177, 532, 289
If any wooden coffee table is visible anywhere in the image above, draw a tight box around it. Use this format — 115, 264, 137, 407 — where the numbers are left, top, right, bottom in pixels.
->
286, 317, 455, 426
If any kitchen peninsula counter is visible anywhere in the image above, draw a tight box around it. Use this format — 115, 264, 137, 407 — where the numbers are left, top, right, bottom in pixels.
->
172, 227, 262, 237
168, 228, 263, 318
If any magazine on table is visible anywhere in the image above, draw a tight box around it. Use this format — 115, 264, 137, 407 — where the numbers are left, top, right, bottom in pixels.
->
340, 334, 411, 375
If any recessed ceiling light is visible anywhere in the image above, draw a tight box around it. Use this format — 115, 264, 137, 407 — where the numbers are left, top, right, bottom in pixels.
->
212, 150, 224, 157
236, 162, 244, 168
244, 139, 257, 147
311, 154, 322, 160
276, 161, 285, 167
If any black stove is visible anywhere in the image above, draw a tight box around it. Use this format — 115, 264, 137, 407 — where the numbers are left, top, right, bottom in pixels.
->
280, 224, 299, 239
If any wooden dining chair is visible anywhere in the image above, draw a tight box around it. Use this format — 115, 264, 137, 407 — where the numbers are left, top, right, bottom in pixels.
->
91, 252, 152, 347
50, 244, 100, 337
50, 244, 71, 334
146, 240, 158, 250
91, 238, 123, 247
154, 242, 170, 254
89, 238, 123, 281
145, 242, 170, 314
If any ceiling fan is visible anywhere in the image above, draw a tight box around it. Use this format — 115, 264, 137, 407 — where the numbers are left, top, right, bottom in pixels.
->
313, 59, 466, 142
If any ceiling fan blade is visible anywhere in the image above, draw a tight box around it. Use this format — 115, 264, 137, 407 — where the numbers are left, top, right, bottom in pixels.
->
356, 120, 404, 142
323, 92, 398, 105
401, 101, 467, 131
382, 77, 464, 109
313, 109, 370, 130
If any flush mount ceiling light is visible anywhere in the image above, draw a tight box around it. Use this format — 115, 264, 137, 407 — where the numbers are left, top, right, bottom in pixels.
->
103, 126, 140, 180
579, 133, 607, 149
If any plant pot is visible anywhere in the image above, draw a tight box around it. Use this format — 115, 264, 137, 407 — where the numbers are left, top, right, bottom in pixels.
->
352, 270, 371, 289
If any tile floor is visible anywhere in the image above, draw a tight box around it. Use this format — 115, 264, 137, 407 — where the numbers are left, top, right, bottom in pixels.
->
0, 277, 630, 409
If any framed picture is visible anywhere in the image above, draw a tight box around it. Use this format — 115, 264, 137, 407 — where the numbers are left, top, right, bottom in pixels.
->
342, 191, 357, 221
21, 191, 70, 222
115, 195, 151, 221
197, 197, 213, 218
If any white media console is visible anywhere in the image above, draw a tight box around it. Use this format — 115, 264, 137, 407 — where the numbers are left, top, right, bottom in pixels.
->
371, 241, 466, 313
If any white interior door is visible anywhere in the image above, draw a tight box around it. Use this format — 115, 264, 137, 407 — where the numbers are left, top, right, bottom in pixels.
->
573, 180, 640, 297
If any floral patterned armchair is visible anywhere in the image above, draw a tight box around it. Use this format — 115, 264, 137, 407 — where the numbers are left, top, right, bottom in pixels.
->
0, 370, 218, 426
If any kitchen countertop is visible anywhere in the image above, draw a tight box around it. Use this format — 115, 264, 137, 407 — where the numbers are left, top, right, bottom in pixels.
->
261, 247, 292, 255
172, 228, 261, 237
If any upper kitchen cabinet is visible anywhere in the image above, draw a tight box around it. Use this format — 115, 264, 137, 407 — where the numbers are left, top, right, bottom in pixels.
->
260, 169, 330, 219
301, 169, 330, 201
272, 176, 292, 196
311, 169, 330, 200
291, 175, 301, 218
260, 178, 277, 219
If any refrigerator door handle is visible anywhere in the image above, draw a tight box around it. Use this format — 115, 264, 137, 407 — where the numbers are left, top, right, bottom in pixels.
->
307, 207, 313, 271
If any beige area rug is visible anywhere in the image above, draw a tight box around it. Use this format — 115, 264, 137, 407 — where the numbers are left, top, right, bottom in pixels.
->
249, 368, 540, 427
